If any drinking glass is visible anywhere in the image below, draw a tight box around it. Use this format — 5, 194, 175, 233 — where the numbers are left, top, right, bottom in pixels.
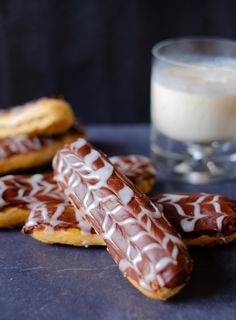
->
151, 37, 236, 183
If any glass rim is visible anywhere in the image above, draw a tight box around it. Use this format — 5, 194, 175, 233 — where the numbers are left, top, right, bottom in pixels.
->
152, 37, 236, 67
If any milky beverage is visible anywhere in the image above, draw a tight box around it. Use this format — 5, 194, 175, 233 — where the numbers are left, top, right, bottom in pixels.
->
151, 58, 236, 143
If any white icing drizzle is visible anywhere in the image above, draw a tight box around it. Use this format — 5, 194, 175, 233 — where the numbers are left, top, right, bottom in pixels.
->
24, 203, 92, 234
1, 153, 156, 235
0, 135, 56, 159
155, 257, 174, 272
0, 174, 63, 210
48, 205, 65, 227
0, 177, 9, 207
155, 193, 232, 233
1, 154, 158, 255
54, 138, 187, 292
110, 155, 156, 182
118, 186, 133, 205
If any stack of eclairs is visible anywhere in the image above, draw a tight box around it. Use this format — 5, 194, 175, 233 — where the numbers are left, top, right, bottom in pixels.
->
1, 97, 236, 300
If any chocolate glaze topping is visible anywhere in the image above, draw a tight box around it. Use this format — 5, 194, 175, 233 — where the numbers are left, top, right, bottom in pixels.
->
0, 123, 84, 160
110, 155, 156, 184
152, 193, 236, 239
24, 191, 236, 244
22, 155, 155, 237
0, 173, 62, 210
0, 155, 154, 210
1, 154, 156, 240
23, 202, 93, 234
53, 138, 192, 292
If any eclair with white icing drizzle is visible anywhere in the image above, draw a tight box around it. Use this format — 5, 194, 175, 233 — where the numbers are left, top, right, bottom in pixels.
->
0, 123, 85, 175
24, 191, 236, 248
0, 155, 155, 228
0, 97, 87, 175
0, 173, 62, 228
152, 193, 236, 246
23, 203, 104, 247
53, 138, 192, 300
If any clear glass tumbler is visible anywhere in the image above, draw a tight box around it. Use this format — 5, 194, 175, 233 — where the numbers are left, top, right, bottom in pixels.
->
151, 37, 236, 184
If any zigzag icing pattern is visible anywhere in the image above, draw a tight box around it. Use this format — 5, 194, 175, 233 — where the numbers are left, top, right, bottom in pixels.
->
24, 202, 93, 234
1, 155, 155, 235
0, 173, 62, 209
25, 191, 236, 244
110, 155, 156, 184
0, 155, 154, 210
0, 136, 56, 159
53, 138, 191, 292
0, 124, 84, 159
152, 193, 236, 238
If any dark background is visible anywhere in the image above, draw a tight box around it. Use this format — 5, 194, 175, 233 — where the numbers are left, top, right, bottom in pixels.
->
0, 0, 235, 123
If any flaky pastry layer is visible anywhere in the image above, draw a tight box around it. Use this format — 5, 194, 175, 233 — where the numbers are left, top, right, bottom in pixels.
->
0, 98, 75, 139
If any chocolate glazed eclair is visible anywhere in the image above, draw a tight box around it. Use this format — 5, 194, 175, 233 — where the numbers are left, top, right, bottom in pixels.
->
53, 138, 192, 300
152, 193, 236, 246
24, 191, 236, 248
1, 155, 155, 228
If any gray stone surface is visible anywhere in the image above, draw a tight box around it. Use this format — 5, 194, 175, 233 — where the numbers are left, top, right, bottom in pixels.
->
0, 125, 236, 320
